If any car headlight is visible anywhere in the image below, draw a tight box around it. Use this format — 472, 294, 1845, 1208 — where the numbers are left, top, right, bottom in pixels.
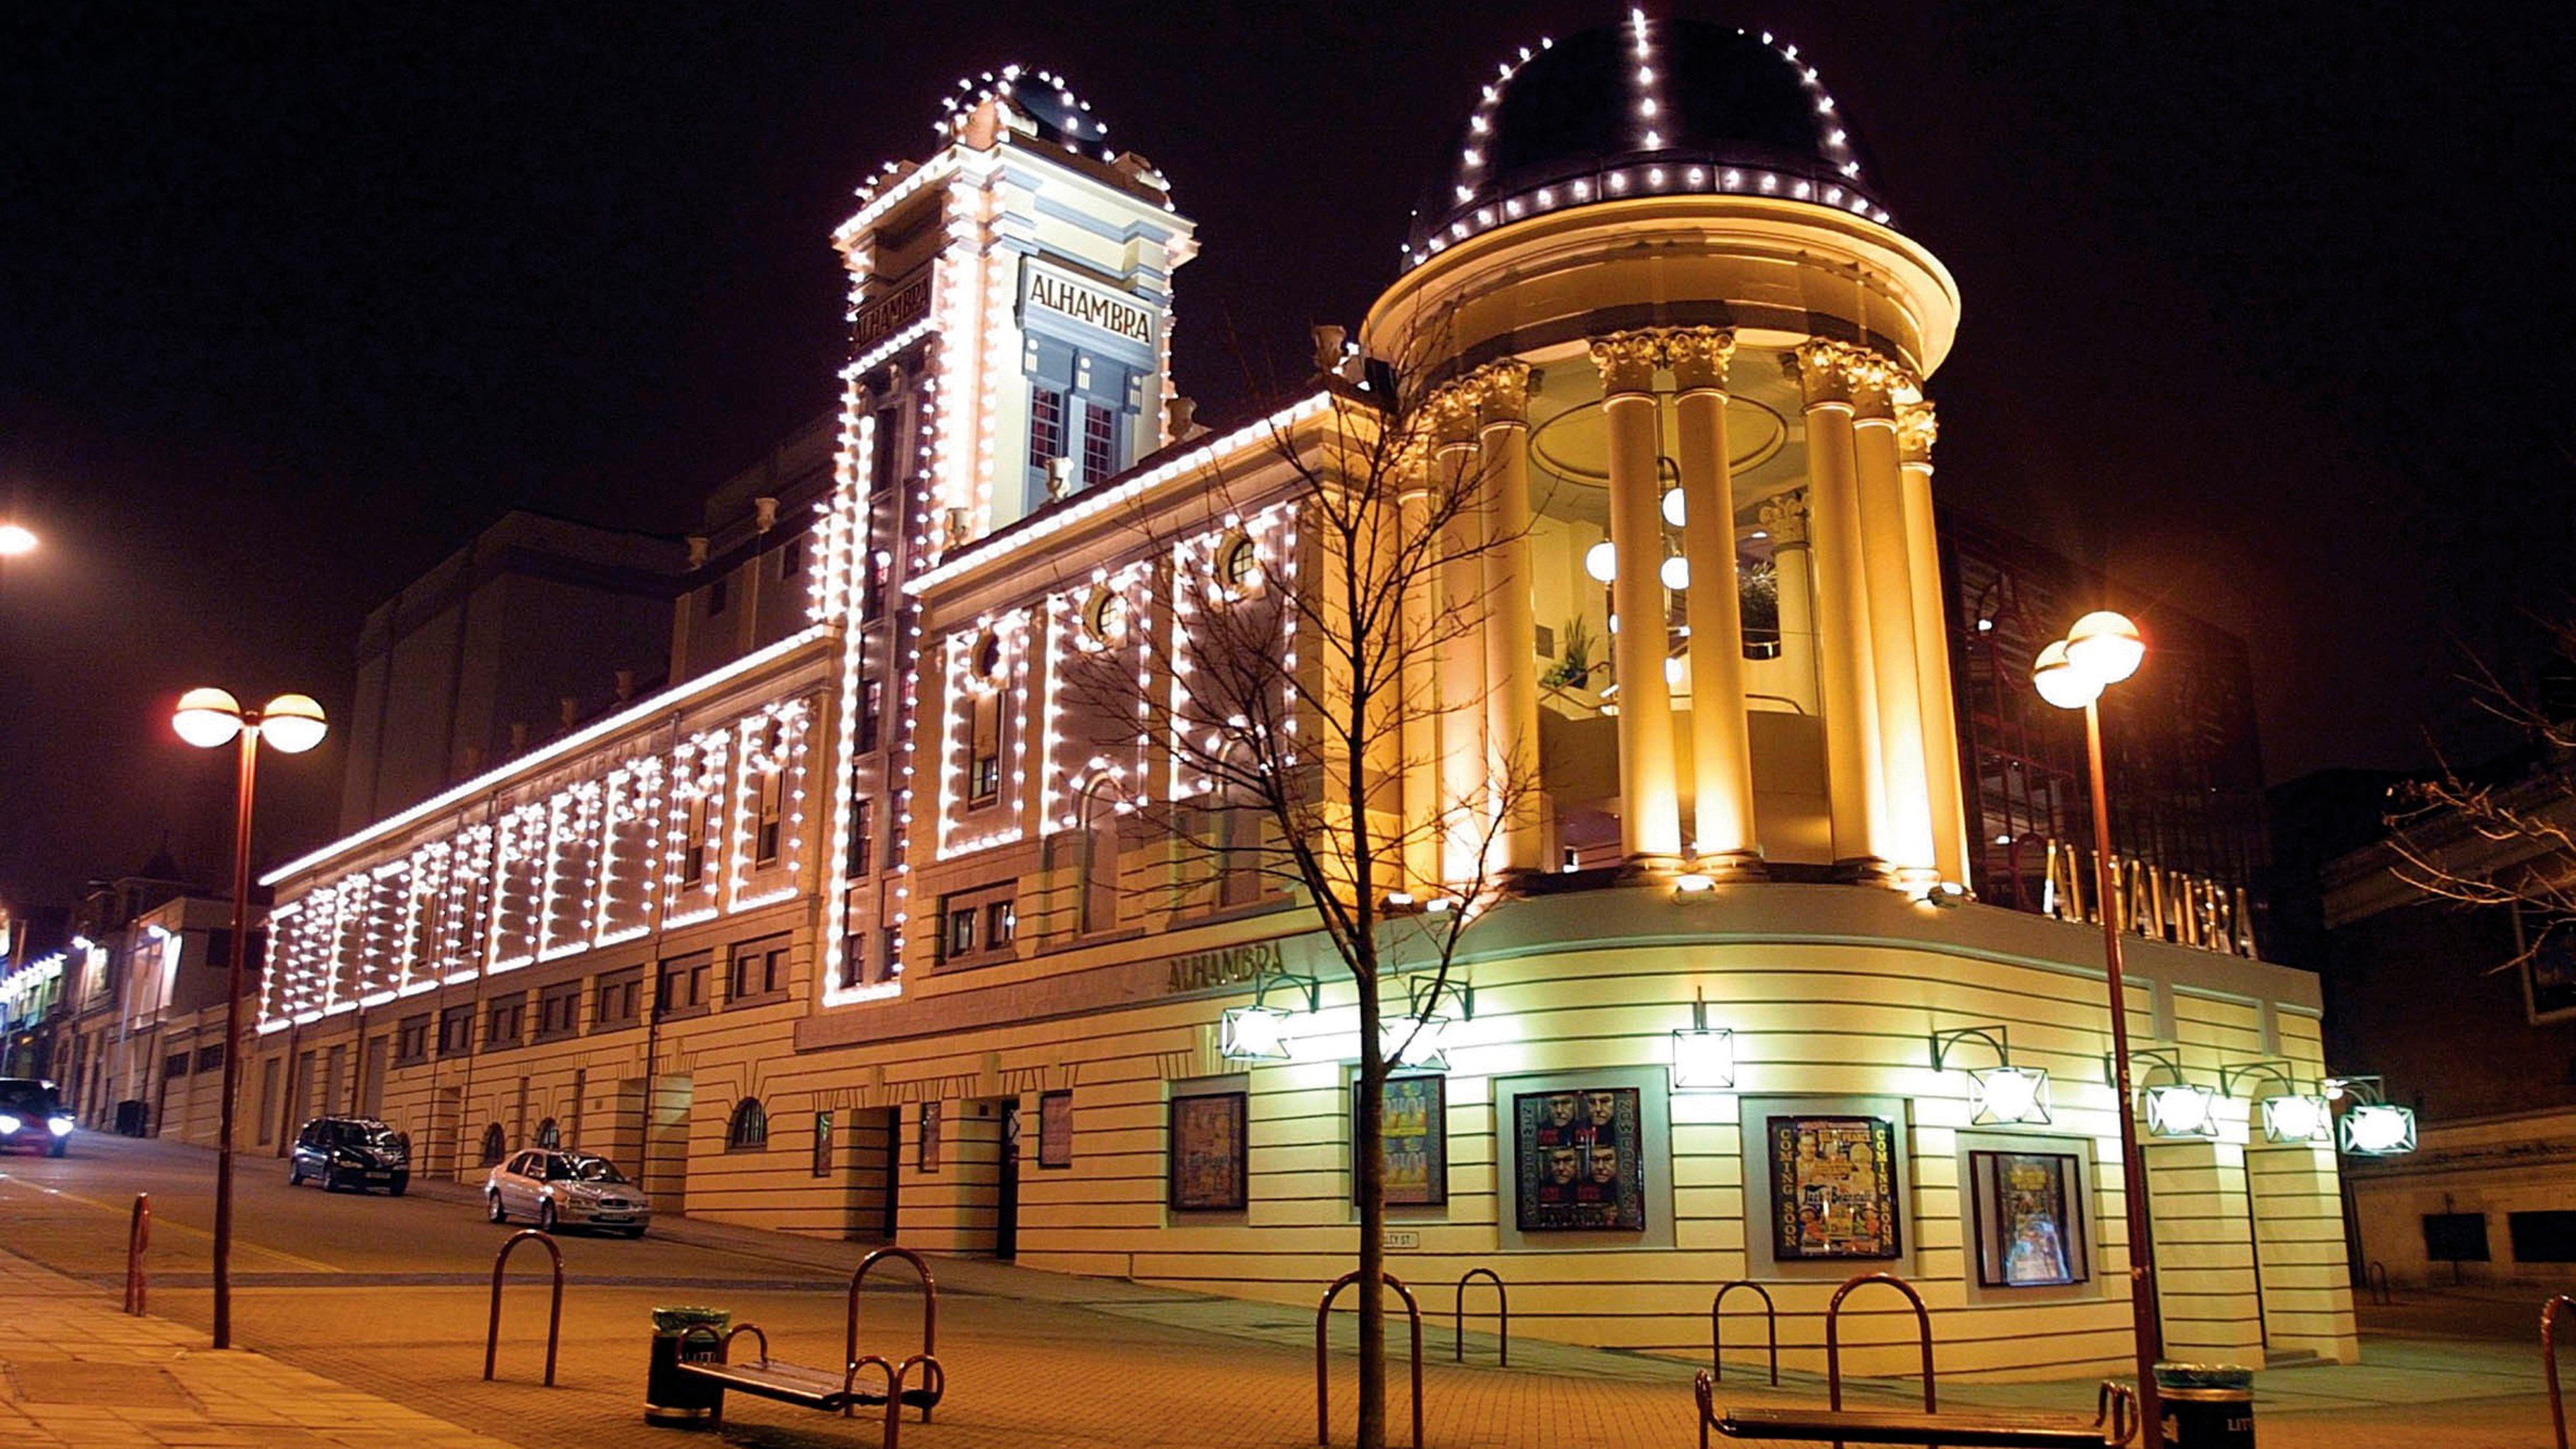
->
48, 1116, 73, 1137
0, 1114, 21, 1134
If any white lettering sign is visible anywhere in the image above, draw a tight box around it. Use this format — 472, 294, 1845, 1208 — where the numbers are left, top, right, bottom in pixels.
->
1024, 261, 1155, 345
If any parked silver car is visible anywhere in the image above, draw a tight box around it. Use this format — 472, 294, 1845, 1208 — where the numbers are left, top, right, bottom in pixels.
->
484, 1148, 651, 1236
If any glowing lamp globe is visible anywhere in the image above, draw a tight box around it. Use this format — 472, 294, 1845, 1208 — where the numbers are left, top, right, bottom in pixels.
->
2143, 1082, 2217, 1138
1382, 1016, 1450, 1071
1968, 1065, 2052, 1126
1218, 1004, 1293, 1062
1658, 554, 1690, 591
172, 688, 246, 749
1660, 488, 1686, 527
2030, 640, 2102, 710
2339, 1101, 2418, 1156
259, 694, 329, 754
2260, 1093, 2331, 1144
1584, 541, 1618, 583
2064, 610, 2145, 686
0, 523, 36, 557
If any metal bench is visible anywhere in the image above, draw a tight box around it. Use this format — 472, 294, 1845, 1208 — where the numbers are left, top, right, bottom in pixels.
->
1693, 1271, 2135, 1449
663, 1246, 945, 1444
672, 1325, 943, 1444
1699, 1371, 2137, 1446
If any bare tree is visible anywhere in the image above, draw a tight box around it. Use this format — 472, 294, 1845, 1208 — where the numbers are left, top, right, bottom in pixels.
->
2385, 616, 2576, 969
1061, 325, 1537, 1448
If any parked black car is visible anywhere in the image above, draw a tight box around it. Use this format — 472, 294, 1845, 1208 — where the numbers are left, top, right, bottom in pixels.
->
0, 1077, 73, 1157
288, 1116, 409, 1194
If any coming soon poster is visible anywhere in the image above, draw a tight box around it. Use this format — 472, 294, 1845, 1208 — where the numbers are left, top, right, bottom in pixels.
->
1768, 1114, 1902, 1260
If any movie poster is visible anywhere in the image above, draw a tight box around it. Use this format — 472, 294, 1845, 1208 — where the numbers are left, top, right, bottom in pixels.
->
1169, 1091, 1248, 1210
1355, 1074, 1447, 1207
1768, 1115, 1902, 1260
1970, 1150, 2088, 1288
1038, 1089, 1074, 1169
1513, 1087, 1646, 1231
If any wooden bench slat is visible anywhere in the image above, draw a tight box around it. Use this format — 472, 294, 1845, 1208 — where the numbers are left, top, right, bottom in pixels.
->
671, 1356, 942, 1412
1718, 1405, 2111, 1447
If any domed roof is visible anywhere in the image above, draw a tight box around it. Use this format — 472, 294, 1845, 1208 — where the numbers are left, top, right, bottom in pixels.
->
937, 64, 1112, 154
1404, 15, 1895, 268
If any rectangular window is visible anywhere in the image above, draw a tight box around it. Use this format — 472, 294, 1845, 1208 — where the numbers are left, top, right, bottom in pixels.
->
881, 924, 903, 981
969, 692, 1002, 804
869, 405, 902, 496
755, 769, 785, 867
437, 1004, 476, 1057
706, 575, 729, 616
484, 994, 525, 1049
195, 1042, 224, 1073
1029, 386, 1067, 476
394, 1015, 430, 1066
729, 936, 790, 1004
2510, 1210, 2576, 1263
164, 1052, 190, 1082
943, 906, 975, 961
858, 680, 883, 755
986, 900, 1016, 949
594, 965, 643, 1030
2423, 1212, 2491, 1263
656, 952, 712, 1020
680, 796, 710, 885
1081, 401, 1117, 486
535, 981, 582, 1040
863, 551, 890, 622
777, 538, 801, 578
849, 799, 875, 877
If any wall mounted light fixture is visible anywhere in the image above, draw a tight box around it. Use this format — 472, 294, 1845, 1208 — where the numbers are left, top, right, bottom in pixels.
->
1218, 966, 1320, 1063
1671, 987, 1736, 1091
2220, 1060, 2330, 1144
2112, 1046, 2217, 1138
2323, 1074, 2417, 1156
1933, 1024, 2051, 1125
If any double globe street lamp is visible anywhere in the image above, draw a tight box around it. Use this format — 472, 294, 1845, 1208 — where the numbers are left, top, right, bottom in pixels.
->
172, 687, 326, 1350
2031, 610, 2168, 1446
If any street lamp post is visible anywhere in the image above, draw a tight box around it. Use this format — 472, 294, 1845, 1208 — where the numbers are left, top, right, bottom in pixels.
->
173, 687, 326, 1351
2032, 610, 2165, 1446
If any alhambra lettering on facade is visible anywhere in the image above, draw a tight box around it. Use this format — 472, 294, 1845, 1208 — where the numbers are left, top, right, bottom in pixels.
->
851, 274, 931, 354
1165, 941, 1284, 995
1025, 263, 1153, 344
2040, 839, 2259, 958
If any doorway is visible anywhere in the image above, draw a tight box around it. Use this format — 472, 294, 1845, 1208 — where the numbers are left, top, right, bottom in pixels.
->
996, 1102, 1021, 1260
844, 1106, 900, 1241
360, 1036, 388, 1117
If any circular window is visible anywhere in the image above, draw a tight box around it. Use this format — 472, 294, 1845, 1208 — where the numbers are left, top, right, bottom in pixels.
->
1214, 532, 1262, 594
1081, 585, 1127, 647
973, 632, 1004, 680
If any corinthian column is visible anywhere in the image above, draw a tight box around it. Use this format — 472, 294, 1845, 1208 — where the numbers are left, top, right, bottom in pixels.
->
1589, 332, 1683, 863
1852, 362, 1939, 886
1794, 341, 1889, 880
1476, 360, 1545, 875
1667, 328, 1761, 876
1432, 384, 1489, 882
1898, 401, 1972, 888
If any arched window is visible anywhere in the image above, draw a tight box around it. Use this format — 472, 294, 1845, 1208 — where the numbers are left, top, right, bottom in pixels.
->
1078, 782, 1120, 934
535, 1117, 560, 1148
479, 1122, 506, 1166
726, 1097, 769, 1151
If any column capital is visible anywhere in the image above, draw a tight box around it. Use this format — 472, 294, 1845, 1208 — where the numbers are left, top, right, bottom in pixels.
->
1792, 339, 1862, 409
1470, 358, 1533, 429
1425, 382, 1481, 450
1896, 400, 1938, 468
1665, 327, 1737, 393
1757, 490, 1810, 547
1588, 331, 1664, 398
1793, 339, 1915, 414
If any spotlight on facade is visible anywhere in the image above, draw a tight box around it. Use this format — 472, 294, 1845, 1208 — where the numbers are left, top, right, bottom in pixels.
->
2259, 1093, 2331, 1144
2339, 1102, 2417, 1156
1672, 872, 1715, 896
2143, 1083, 2218, 1138
1922, 881, 1970, 908
1670, 987, 1735, 1091
1584, 540, 1618, 582
1218, 1004, 1294, 1062
1932, 1026, 2049, 1124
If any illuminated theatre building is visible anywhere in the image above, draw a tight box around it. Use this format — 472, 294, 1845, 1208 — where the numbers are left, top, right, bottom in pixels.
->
252, 21, 2356, 1377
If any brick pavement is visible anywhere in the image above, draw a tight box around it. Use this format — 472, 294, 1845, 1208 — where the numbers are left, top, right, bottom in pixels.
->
4, 1171, 2567, 1449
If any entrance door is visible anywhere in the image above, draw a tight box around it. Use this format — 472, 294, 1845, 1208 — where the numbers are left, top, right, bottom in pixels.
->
996, 1103, 1021, 1260
645, 1075, 693, 1216
845, 1106, 899, 1242
360, 1037, 388, 1117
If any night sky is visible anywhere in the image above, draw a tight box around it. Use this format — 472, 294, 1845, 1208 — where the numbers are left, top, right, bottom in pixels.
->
5, 3, 2572, 908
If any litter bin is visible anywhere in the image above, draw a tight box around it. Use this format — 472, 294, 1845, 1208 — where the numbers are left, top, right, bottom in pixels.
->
2155, 1362, 2254, 1448
645, 1305, 729, 1426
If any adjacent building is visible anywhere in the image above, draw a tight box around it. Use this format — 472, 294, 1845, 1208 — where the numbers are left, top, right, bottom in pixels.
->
243, 22, 2356, 1378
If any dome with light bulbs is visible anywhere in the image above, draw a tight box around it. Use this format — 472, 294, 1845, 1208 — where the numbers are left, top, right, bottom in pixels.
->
1404, 14, 1894, 267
